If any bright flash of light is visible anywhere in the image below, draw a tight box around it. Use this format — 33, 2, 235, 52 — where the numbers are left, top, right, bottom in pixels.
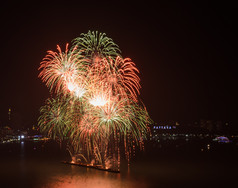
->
75, 86, 86, 98
67, 81, 86, 99
89, 95, 108, 106
67, 81, 76, 92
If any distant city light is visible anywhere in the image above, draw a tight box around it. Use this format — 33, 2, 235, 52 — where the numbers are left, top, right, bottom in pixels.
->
153, 125, 175, 130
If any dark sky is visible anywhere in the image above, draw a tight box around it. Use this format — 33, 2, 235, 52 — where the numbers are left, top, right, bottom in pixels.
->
0, 1, 237, 127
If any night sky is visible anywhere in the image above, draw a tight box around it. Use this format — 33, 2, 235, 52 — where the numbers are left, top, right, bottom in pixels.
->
0, 2, 237, 127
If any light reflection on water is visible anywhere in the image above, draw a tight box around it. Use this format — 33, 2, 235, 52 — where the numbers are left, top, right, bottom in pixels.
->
39, 165, 143, 188
1, 140, 238, 188
1, 157, 147, 188
0, 141, 147, 188
43, 173, 132, 188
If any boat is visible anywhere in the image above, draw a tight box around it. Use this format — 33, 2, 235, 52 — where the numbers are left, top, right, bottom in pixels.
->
213, 136, 230, 143
61, 161, 120, 173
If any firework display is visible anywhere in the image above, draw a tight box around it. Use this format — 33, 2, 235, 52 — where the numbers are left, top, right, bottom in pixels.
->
38, 31, 152, 170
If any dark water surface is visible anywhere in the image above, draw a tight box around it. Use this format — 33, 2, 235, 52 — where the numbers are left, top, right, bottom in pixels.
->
0, 139, 238, 188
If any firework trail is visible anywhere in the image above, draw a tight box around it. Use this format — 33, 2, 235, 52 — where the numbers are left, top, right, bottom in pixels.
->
38, 43, 88, 97
72, 30, 121, 61
38, 31, 152, 169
